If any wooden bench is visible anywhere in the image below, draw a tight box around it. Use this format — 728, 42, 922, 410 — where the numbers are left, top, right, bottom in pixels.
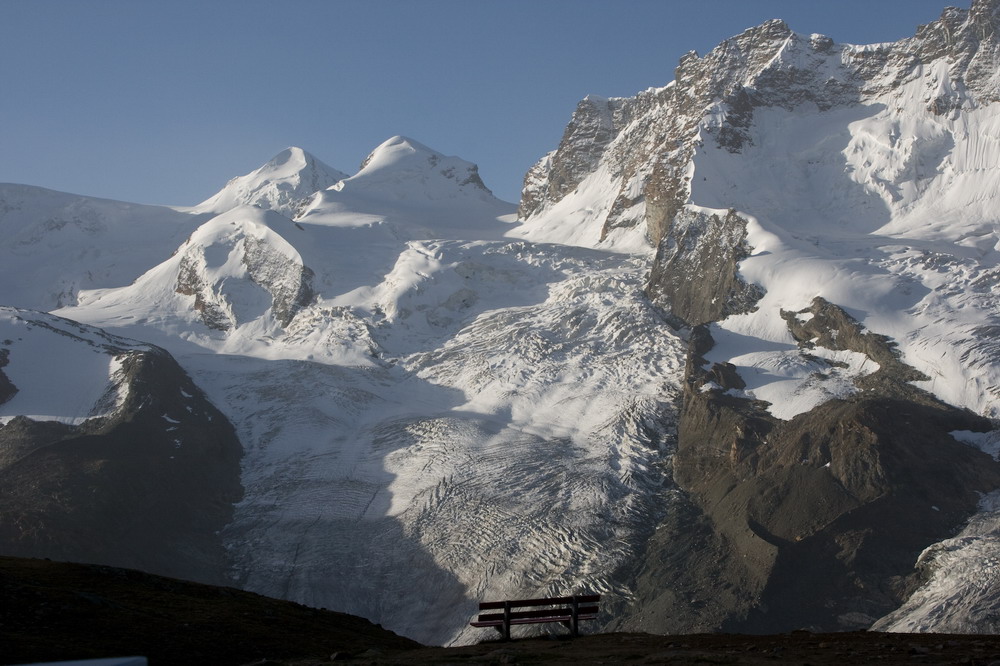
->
469, 594, 601, 640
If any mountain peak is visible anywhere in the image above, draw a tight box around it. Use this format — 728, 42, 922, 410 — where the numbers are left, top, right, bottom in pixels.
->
972, 0, 1000, 17
336, 135, 494, 199
266, 146, 312, 169
357, 135, 443, 173
194, 148, 348, 218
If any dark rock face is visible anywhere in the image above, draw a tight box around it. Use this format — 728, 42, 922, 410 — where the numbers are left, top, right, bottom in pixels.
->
0, 346, 243, 586
241, 234, 315, 326
907, 0, 1000, 108
0, 348, 16, 406
517, 96, 628, 220
781, 298, 930, 393
622, 301, 1000, 634
176, 254, 231, 331
645, 208, 763, 327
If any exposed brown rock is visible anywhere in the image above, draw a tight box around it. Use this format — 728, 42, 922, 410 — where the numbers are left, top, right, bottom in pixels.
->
623, 302, 1000, 634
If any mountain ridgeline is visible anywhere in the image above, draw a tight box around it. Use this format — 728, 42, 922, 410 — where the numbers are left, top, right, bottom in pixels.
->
1, 0, 1000, 647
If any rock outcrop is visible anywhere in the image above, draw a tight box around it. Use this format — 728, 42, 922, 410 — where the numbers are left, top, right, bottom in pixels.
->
174, 210, 315, 330
0, 349, 16, 406
660, 303, 1000, 632
645, 208, 763, 327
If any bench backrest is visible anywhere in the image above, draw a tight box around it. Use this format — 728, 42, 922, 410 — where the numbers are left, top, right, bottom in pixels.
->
477, 594, 600, 611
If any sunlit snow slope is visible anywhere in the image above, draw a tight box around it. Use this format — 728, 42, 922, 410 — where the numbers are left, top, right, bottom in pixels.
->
691, 93, 1000, 421
0, 307, 147, 426
0, 185, 206, 311
191, 146, 348, 218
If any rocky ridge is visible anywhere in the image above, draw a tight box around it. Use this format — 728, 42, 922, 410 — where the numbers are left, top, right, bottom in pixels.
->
659, 301, 1000, 632
521, 0, 1000, 249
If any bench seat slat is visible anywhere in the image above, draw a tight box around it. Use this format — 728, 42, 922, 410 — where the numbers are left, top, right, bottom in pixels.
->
476, 606, 599, 623
471, 614, 598, 628
510, 614, 597, 626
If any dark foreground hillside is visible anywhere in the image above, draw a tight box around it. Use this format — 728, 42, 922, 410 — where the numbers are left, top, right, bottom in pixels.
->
0, 556, 418, 664
4, 556, 1000, 665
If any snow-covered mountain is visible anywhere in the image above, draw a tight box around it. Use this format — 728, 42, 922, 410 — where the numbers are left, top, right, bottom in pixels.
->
3, 0, 1000, 646
518, 0, 1000, 635
0, 185, 207, 311
0, 136, 684, 645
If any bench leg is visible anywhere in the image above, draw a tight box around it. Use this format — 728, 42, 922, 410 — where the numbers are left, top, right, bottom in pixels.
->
502, 601, 511, 641
571, 597, 580, 636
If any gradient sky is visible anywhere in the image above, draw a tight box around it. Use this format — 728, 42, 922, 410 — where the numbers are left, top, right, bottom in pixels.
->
1, 0, 963, 206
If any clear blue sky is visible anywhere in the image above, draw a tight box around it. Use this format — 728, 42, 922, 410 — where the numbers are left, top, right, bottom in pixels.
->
1, 0, 961, 206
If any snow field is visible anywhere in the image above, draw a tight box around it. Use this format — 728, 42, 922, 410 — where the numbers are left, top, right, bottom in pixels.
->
508, 163, 651, 253
0, 184, 205, 312
686, 77, 1000, 422
0, 308, 140, 425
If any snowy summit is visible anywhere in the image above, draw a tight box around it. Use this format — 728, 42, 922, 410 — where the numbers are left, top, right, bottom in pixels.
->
193, 146, 348, 218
